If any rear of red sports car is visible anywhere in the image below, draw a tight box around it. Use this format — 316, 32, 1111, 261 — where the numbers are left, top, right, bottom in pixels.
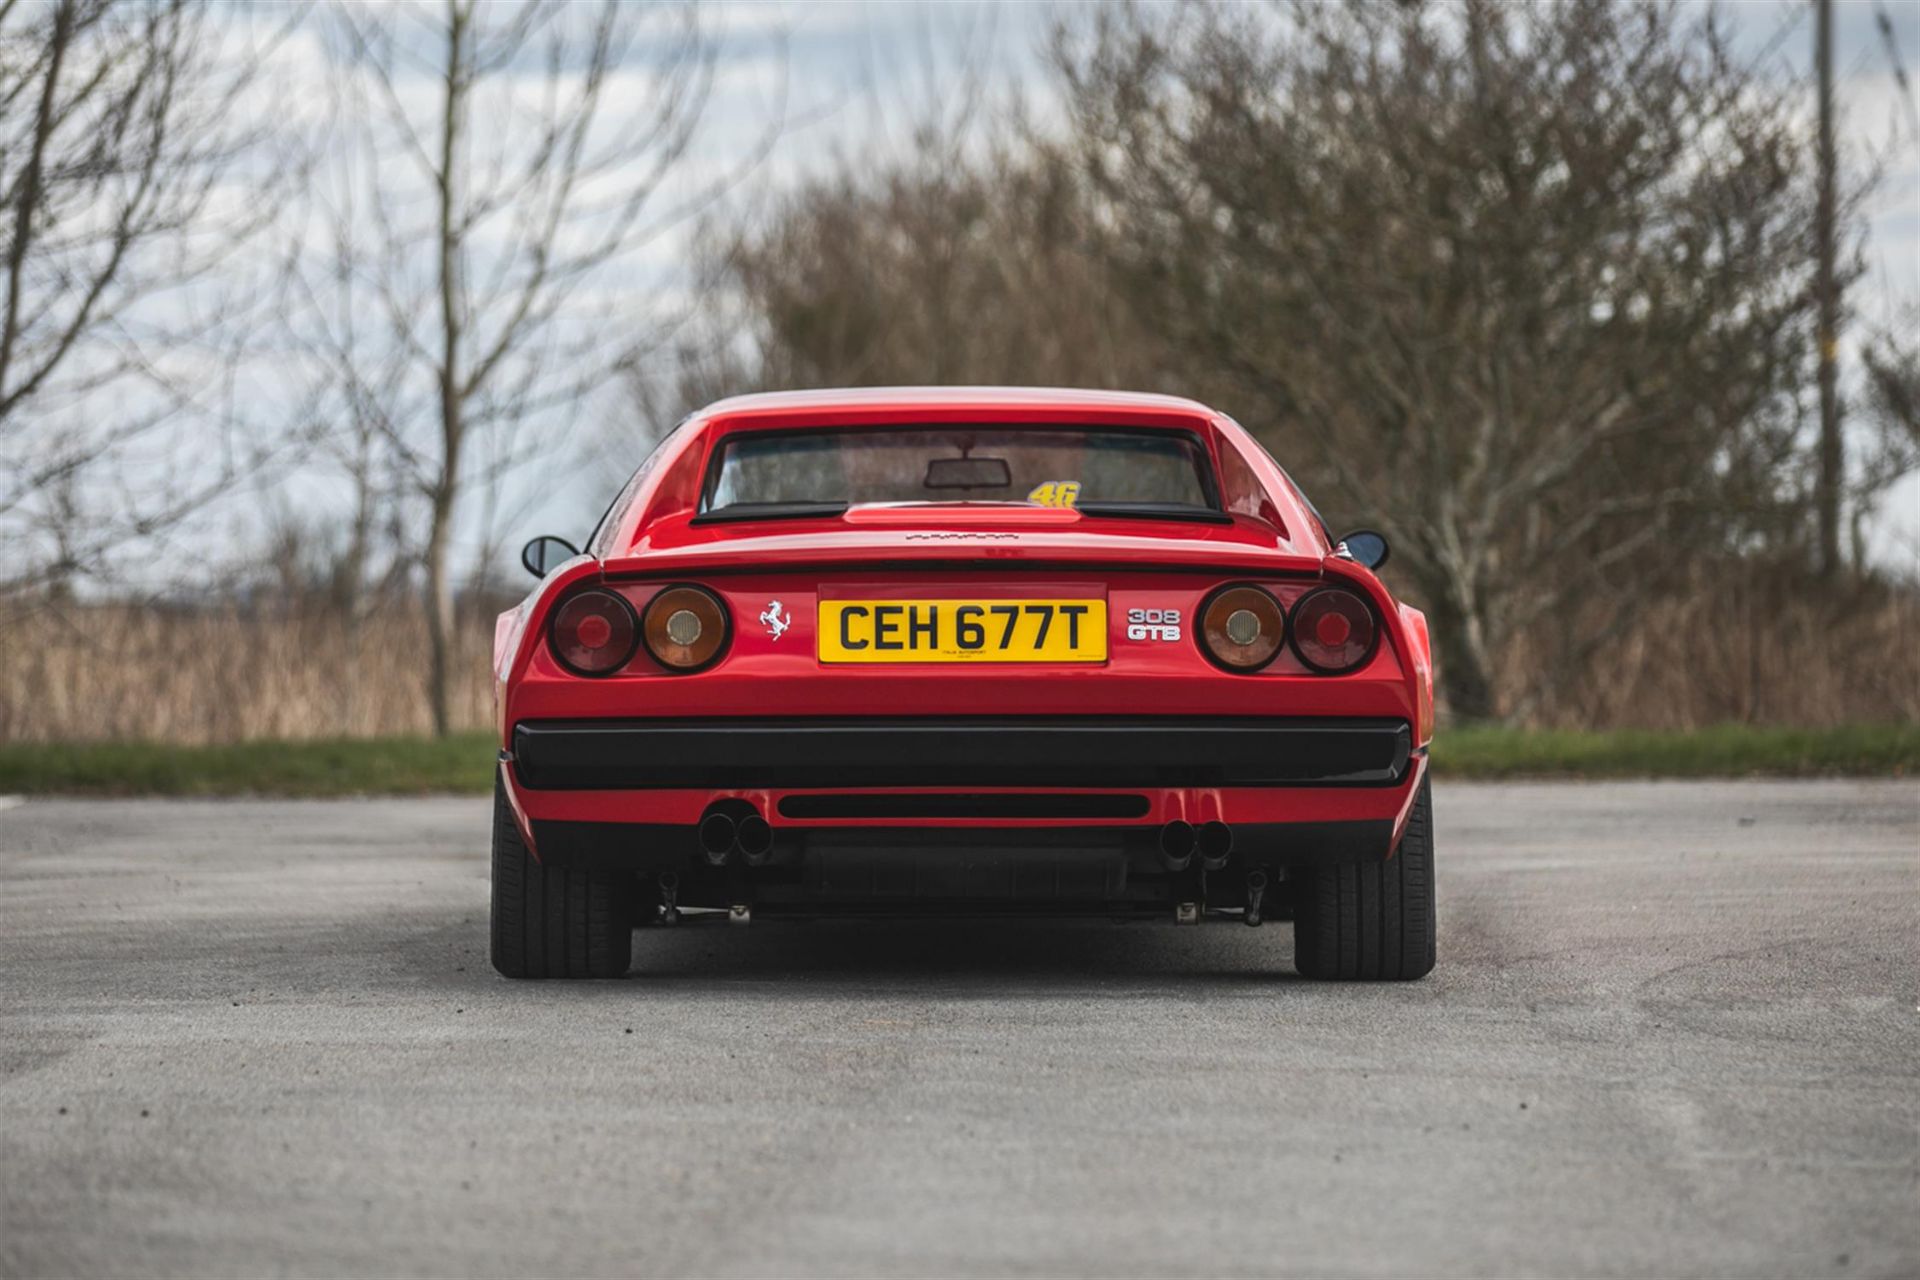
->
490, 389, 1436, 980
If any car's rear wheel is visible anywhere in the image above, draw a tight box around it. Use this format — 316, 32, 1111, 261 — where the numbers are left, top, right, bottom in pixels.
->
490, 772, 633, 979
1292, 775, 1436, 980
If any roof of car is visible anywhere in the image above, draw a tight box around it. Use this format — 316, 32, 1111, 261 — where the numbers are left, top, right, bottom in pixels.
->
693, 386, 1220, 420
595, 384, 1332, 561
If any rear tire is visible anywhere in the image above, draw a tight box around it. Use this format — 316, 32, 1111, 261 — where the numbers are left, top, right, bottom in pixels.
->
490, 772, 633, 979
1292, 774, 1436, 980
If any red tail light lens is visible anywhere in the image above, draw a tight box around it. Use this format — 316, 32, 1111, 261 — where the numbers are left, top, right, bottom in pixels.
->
549, 590, 639, 676
642, 585, 729, 672
1199, 584, 1286, 671
1289, 587, 1378, 674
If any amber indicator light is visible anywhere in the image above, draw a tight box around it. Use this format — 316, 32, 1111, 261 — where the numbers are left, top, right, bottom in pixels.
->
1199, 584, 1286, 671
643, 585, 730, 672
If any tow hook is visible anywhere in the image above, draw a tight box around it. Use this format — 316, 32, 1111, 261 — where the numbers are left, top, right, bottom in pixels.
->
1174, 901, 1200, 925
729, 903, 752, 926
658, 872, 680, 926
1244, 870, 1268, 928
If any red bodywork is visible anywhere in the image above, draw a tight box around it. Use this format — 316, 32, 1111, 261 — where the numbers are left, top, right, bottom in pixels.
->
493, 389, 1433, 902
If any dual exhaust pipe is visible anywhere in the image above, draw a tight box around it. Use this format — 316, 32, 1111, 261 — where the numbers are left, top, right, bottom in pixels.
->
698, 808, 774, 866
1159, 820, 1233, 872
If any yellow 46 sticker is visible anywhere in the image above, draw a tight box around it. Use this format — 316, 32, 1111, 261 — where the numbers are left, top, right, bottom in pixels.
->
1027, 481, 1081, 509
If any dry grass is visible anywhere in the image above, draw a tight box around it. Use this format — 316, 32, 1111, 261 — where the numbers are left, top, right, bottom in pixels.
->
0, 602, 495, 744
0, 568, 1914, 744
1508, 567, 1920, 730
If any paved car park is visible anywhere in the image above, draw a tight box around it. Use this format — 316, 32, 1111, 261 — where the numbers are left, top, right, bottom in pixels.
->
2, 781, 1915, 1277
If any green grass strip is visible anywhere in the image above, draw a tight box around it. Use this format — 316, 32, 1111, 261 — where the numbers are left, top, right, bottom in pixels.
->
0, 732, 499, 796
0, 723, 1911, 796
1430, 722, 1919, 780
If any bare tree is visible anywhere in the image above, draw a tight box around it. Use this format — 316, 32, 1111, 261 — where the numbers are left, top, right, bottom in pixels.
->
645, 9, 1127, 426
1851, 315, 1920, 564
308, 0, 765, 736
1056, 0, 1846, 720
688, 141, 1147, 403
0, 0, 296, 597
1862, 331, 1919, 453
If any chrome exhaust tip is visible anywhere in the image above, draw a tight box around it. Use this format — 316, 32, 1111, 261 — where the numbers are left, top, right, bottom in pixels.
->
1159, 820, 1196, 872
736, 814, 774, 865
697, 811, 737, 865
1198, 821, 1234, 870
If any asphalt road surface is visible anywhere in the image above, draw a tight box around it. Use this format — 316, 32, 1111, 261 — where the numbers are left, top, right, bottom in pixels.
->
2, 781, 1915, 1279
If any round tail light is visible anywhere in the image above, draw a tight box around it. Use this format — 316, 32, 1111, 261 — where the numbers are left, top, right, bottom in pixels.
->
1199, 584, 1285, 671
549, 589, 639, 676
642, 585, 729, 672
1289, 587, 1378, 673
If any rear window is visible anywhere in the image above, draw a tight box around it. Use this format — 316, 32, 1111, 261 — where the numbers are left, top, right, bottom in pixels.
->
701, 427, 1219, 515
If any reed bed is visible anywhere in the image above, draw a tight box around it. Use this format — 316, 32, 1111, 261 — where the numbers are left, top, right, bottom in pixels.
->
0, 602, 495, 744
1517, 569, 1920, 730
0, 570, 1913, 744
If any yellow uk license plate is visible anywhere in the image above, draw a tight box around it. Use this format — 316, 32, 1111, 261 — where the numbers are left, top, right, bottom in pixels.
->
818, 599, 1108, 663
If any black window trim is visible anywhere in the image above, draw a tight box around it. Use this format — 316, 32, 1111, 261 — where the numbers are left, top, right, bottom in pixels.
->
695, 422, 1226, 518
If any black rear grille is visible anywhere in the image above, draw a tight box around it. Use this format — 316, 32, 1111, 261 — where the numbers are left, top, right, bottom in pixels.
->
777, 793, 1151, 820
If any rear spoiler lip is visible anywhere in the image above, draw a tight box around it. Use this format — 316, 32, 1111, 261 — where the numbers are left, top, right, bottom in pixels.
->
597, 547, 1327, 579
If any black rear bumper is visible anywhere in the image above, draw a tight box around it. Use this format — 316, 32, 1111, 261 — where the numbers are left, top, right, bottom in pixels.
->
530, 819, 1396, 915
511, 717, 1412, 791
531, 817, 1395, 871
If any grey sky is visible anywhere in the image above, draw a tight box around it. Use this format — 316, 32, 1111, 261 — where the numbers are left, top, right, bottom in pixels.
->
545, 0, 1919, 563
197, 1, 1920, 580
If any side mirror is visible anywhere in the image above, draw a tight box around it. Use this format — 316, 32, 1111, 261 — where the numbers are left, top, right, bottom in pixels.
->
520, 535, 580, 578
1336, 529, 1390, 570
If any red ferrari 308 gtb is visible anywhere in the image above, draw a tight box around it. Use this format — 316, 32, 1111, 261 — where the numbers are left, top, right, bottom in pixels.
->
492, 388, 1436, 980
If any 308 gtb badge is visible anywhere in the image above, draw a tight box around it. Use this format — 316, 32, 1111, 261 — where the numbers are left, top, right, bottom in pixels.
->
1126, 607, 1182, 642
493, 387, 1436, 982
